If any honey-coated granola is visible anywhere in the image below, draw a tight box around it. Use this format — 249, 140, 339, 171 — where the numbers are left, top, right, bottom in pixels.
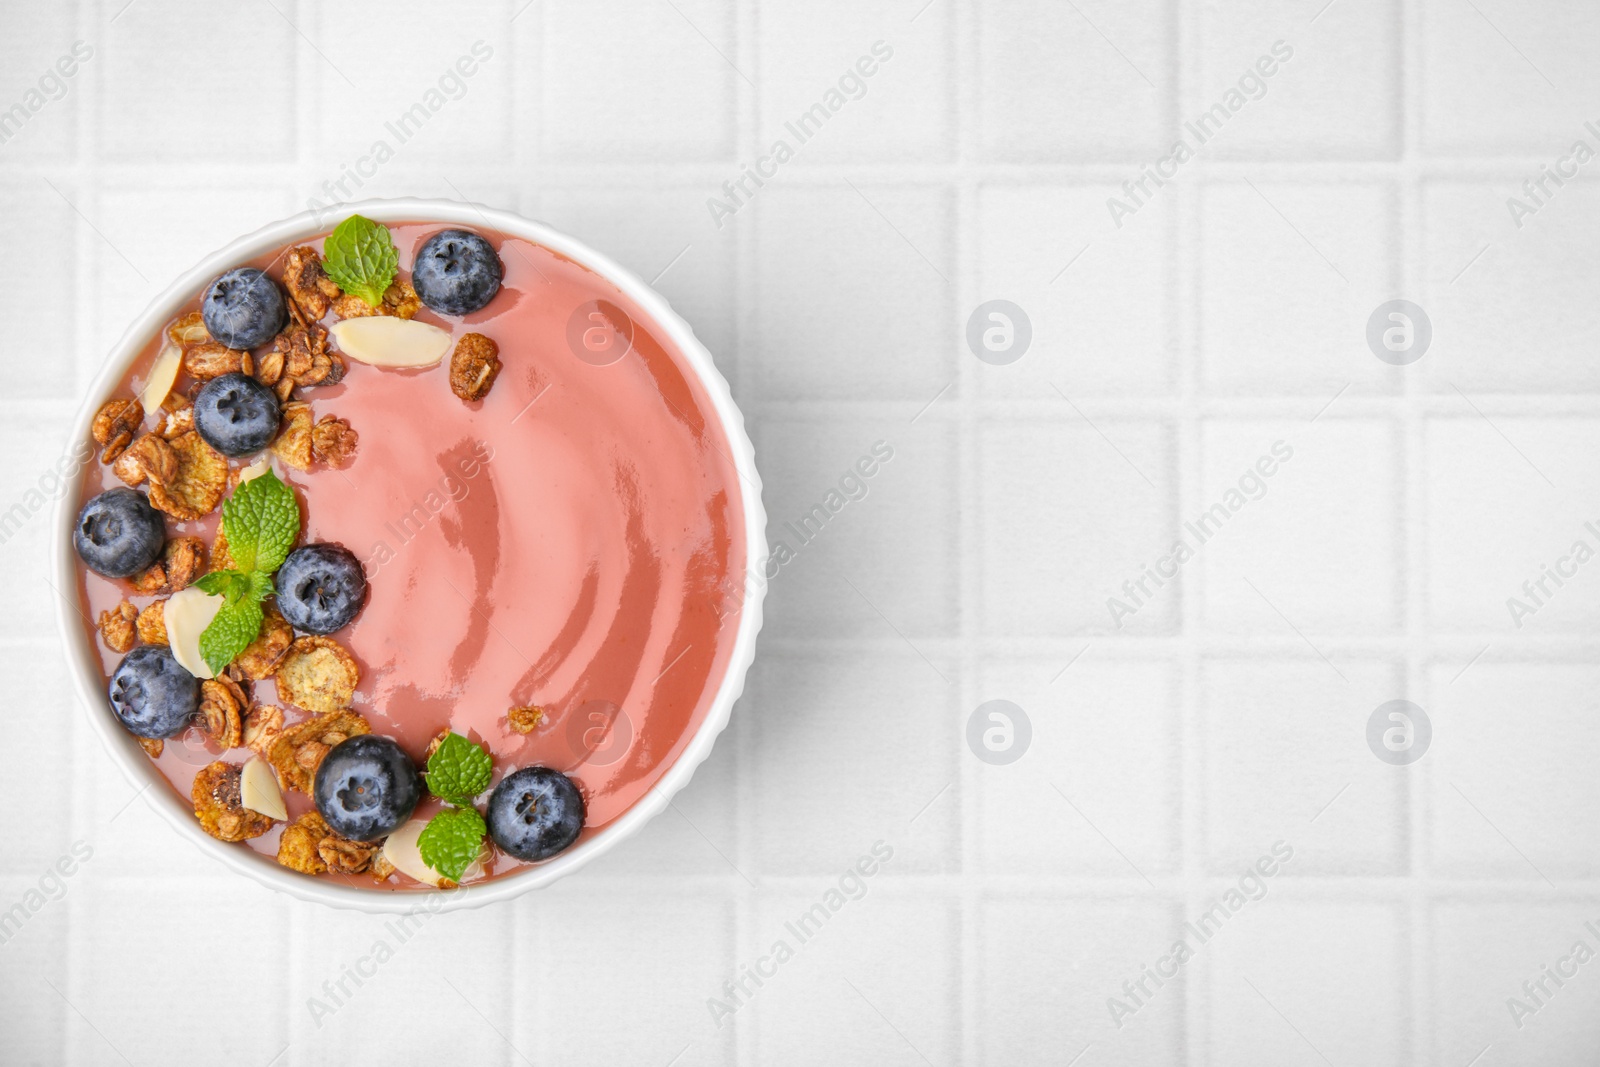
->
270, 401, 314, 471
275, 636, 360, 714
450, 333, 502, 402
332, 279, 419, 320
197, 678, 245, 750
91, 397, 143, 464
230, 603, 294, 681
266, 709, 371, 794
167, 311, 208, 347
310, 415, 358, 467
507, 705, 544, 734
277, 810, 331, 875
111, 433, 178, 489
182, 341, 251, 382
282, 246, 341, 320
242, 704, 285, 755
148, 431, 228, 520
97, 601, 138, 653
136, 600, 168, 645
192, 761, 275, 842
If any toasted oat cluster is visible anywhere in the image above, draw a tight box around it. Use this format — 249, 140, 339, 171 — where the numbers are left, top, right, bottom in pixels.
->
266, 710, 371, 795
193, 761, 274, 843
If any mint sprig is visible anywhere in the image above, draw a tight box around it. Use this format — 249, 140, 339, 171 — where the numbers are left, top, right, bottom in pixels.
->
420, 733, 493, 881
322, 215, 398, 308
195, 469, 301, 674
418, 806, 487, 882
424, 732, 493, 805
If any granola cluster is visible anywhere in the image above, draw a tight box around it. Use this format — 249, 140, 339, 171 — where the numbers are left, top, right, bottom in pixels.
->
449, 333, 502, 402
266, 709, 371, 794
192, 761, 274, 843
277, 810, 389, 880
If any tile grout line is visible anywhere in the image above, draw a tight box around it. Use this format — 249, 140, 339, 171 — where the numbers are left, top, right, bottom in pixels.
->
953, 0, 980, 1061
1173, 0, 1205, 1057
1399, 0, 1431, 1058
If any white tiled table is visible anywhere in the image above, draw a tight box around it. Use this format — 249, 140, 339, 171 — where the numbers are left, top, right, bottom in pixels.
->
4, 1, 1600, 1064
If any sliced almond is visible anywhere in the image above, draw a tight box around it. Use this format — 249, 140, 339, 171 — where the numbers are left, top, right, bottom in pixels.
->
163, 585, 225, 680
239, 756, 288, 821
379, 818, 485, 887
380, 819, 448, 887
328, 316, 451, 369
237, 454, 274, 484
139, 345, 183, 416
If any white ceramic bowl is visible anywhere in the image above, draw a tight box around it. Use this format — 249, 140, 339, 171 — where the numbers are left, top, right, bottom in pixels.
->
52, 198, 765, 912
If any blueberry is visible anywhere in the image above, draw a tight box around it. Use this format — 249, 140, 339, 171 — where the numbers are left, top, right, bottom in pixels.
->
314, 735, 422, 841
201, 267, 287, 350
74, 487, 165, 579
486, 766, 584, 862
108, 645, 199, 740
275, 543, 366, 634
412, 229, 502, 315
194, 372, 281, 457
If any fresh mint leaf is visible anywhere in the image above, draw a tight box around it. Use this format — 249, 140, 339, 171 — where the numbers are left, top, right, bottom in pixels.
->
220, 469, 299, 575
424, 733, 493, 804
193, 569, 251, 604
418, 805, 487, 882
200, 595, 264, 676
322, 215, 399, 308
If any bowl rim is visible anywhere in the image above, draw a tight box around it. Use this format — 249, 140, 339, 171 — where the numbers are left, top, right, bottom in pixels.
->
51, 197, 766, 913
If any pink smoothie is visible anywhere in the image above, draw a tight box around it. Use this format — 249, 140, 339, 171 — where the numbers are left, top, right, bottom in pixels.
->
75, 222, 746, 889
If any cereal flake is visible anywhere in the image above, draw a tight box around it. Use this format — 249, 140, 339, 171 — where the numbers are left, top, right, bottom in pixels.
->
148, 431, 228, 520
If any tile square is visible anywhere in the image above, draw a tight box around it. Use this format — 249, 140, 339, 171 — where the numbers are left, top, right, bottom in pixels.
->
0, 659, 76, 873
1209, 901, 1408, 1067
1420, 0, 1600, 155
1427, 661, 1600, 880
99, 0, 294, 161
753, 892, 956, 1065
1193, 0, 1399, 159
754, 184, 952, 400
313, 3, 511, 165
540, 0, 735, 161
74, 877, 289, 1062
979, 896, 1185, 1065
289, 895, 516, 1060
979, 419, 1176, 636
977, 0, 1173, 162
757, 4, 951, 163
974, 184, 1175, 398
750, 651, 957, 876
975, 657, 1179, 877
1425, 417, 1600, 633
1433, 901, 1600, 1065
0, 874, 69, 1063
756, 419, 956, 640
0, 6, 83, 159
1199, 419, 1401, 634
532, 889, 734, 1066
0, 187, 77, 397
1202, 658, 1407, 876
1422, 181, 1600, 393
1200, 181, 1398, 395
